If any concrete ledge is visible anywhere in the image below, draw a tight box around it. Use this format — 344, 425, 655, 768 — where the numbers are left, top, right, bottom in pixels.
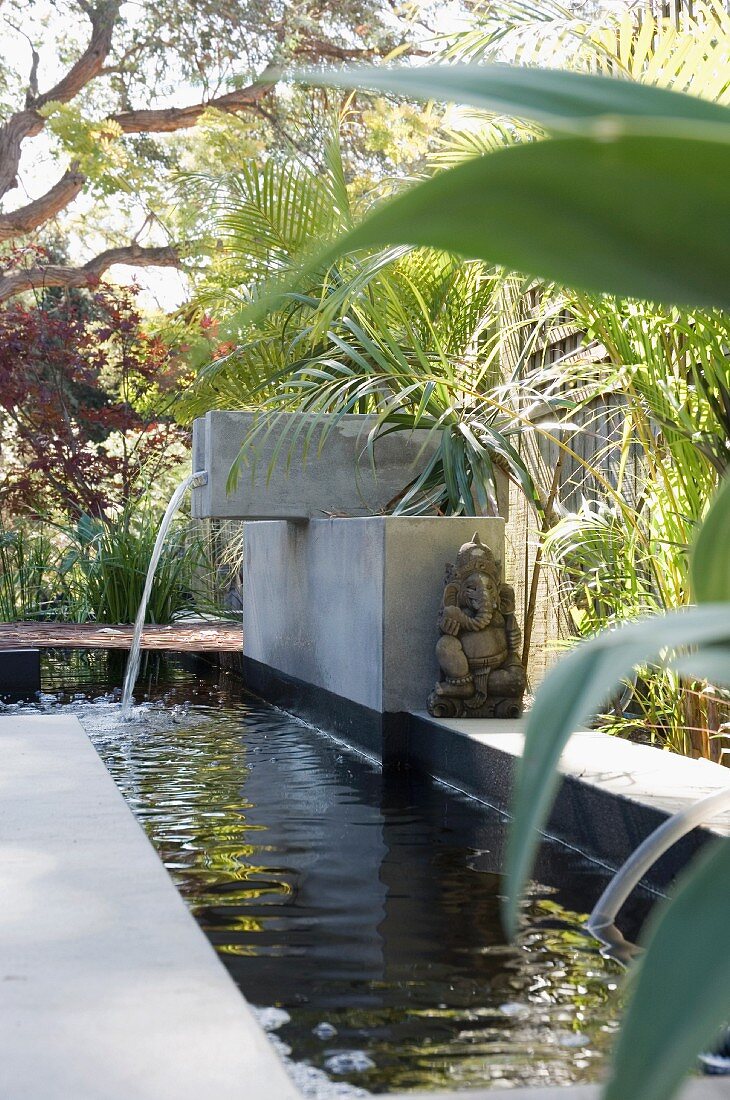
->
191, 410, 511, 520
0, 714, 299, 1100
407, 713, 730, 889
402, 1083, 730, 1100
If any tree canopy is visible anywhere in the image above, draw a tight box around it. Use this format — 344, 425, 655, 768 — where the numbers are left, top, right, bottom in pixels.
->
0, 0, 421, 300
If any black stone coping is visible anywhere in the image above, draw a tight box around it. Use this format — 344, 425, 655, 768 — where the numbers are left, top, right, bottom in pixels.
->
0, 648, 41, 701
240, 654, 406, 761
240, 655, 717, 893
402, 712, 716, 893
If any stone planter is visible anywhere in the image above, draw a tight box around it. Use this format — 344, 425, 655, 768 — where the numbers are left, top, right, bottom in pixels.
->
191, 410, 509, 521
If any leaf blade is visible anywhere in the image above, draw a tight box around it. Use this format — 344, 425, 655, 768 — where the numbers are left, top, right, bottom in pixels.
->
296, 64, 730, 138
503, 604, 730, 935
691, 473, 730, 604
342, 136, 730, 313
605, 838, 730, 1100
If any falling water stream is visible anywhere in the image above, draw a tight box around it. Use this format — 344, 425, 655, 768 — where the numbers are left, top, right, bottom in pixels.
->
120, 470, 207, 717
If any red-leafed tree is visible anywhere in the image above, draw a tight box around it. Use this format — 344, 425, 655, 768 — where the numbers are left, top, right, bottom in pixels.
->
0, 265, 187, 519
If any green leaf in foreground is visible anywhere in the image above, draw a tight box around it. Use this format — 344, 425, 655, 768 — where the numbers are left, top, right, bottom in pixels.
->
297, 63, 730, 140
502, 604, 730, 936
691, 473, 730, 604
605, 838, 730, 1100
669, 646, 730, 687
341, 135, 730, 313
218, 133, 730, 340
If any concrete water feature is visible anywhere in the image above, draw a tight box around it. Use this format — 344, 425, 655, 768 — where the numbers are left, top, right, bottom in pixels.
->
190, 406, 730, 885
3, 693, 730, 1100
191, 410, 510, 756
186, 407, 730, 1090
4, 409, 729, 1097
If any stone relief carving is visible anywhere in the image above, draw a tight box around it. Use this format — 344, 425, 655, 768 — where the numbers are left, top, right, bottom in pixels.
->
427, 532, 526, 719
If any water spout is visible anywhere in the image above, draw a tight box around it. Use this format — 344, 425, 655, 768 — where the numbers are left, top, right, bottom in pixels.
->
587, 785, 730, 1073
120, 470, 208, 717
587, 784, 730, 959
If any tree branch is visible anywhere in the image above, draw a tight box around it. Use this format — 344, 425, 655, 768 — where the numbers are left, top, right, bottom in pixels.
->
0, 0, 120, 199
34, 0, 120, 110
111, 65, 279, 134
291, 38, 381, 61
0, 62, 278, 237
3, 18, 41, 105
0, 243, 182, 301
0, 109, 44, 200
0, 165, 86, 240
0, 68, 278, 244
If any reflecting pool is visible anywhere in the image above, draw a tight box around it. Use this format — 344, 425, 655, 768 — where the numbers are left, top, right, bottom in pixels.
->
26, 651, 655, 1094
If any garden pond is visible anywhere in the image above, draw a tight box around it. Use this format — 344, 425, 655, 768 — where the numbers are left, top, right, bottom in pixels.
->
5, 650, 658, 1096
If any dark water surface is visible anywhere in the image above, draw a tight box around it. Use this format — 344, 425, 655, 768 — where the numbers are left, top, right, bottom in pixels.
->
30, 651, 654, 1094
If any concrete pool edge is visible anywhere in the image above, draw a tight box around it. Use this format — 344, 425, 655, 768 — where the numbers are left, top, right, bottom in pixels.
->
0, 713, 300, 1100
237, 658, 730, 889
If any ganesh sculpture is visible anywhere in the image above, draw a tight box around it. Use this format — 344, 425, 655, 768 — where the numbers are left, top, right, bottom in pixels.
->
427, 532, 526, 719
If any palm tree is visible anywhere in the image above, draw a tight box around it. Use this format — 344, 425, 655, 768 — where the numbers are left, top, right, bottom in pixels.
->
177, 132, 541, 517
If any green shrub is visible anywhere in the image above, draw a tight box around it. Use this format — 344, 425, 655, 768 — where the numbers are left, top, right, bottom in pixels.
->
0, 523, 64, 620
64, 505, 206, 624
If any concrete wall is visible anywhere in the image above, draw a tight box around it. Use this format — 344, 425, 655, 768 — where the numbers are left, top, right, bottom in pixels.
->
245, 518, 385, 711
192, 410, 509, 521
244, 517, 505, 714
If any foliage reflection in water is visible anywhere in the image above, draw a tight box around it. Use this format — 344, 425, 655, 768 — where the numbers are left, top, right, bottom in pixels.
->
33, 651, 651, 1095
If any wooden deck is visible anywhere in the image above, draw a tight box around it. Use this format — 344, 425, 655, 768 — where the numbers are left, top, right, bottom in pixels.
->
0, 620, 242, 652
